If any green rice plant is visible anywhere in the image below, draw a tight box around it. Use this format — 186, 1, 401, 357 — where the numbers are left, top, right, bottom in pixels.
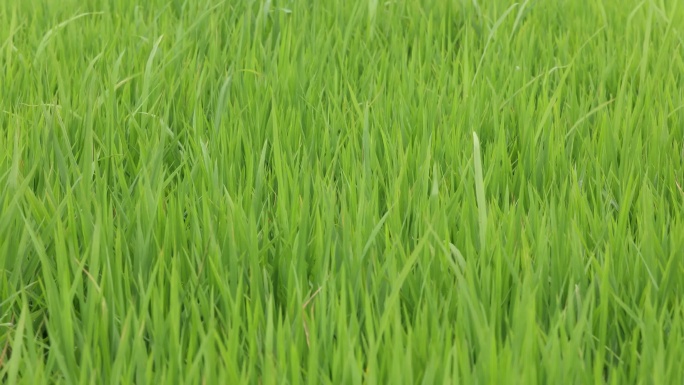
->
1, 0, 683, 383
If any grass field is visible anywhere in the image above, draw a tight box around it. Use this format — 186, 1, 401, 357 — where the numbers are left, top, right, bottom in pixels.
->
1, 0, 684, 383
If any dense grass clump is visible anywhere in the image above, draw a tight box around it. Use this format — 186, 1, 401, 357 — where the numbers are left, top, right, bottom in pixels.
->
1, 0, 684, 383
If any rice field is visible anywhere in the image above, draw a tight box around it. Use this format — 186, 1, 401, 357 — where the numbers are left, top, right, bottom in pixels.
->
1, 0, 684, 383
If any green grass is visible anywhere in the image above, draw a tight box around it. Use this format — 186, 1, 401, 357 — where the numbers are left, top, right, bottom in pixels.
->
1, 0, 684, 383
